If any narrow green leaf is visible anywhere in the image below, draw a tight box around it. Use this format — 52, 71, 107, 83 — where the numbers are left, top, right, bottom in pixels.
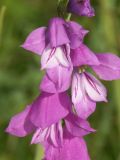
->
0, 6, 6, 44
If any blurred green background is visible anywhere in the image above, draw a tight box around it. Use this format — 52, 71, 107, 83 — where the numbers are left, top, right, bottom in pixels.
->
0, 0, 120, 160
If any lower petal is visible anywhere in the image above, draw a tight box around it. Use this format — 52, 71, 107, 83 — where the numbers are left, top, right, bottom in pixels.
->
41, 45, 58, 69
75, 95, 96, 119
44, 136, 90, 160
40, 65, 72, 93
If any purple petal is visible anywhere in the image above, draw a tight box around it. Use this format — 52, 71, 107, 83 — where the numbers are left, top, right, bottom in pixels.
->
30, 92, 71, 129
44, 136, 90, 160
6, 105, 35, 137
92, 53, 120, 80
65, 113, 95, 137
65, 21, 89, 49
40, 74, 57, 93
21, 27, 46, 55
47, 17, 70, 47
40, 65, 73, 93
67, 0, 95, 17
71, 44, 100, 66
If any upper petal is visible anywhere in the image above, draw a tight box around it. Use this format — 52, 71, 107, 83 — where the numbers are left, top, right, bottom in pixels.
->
67, 0, 95, 17
21, 27, 46, 55
30, 92, 71, 129
92, 53, 120, 80
47, 17, 70, 47
6, 105, 35, 137
65, 21, 89, 49
71, 44, 100, 66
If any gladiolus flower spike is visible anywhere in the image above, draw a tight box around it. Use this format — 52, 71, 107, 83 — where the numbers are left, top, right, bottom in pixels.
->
6, 1, 120, 159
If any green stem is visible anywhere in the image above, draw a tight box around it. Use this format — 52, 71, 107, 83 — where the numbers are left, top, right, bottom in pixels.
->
34, 145, 44, 160
66, 13, 72, 21
0, 6, 6, 44
57, 0, 70, 20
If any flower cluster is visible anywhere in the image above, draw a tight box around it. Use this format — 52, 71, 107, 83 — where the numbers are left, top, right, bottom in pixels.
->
6, 0, 120, 159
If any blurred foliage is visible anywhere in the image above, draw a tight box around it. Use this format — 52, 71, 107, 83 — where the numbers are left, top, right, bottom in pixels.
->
0, 0, 120, 160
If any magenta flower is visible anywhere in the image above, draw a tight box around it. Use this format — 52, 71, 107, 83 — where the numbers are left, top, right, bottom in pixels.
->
41, 113, 95, 159
31, 113, 95, 146
22, 18, 89, 94
40, 43, 120, 119
6, 0, 120, 158
43, 129, 91, 160
6, 91, 94, 148
67, 0, 95, 17
40, 44, 100, 94
22, 18, 88, 70
6, 92, 71, 136
70, 44, 120, 118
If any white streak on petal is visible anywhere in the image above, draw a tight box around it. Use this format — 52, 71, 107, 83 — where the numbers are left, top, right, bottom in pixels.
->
50, 124, 58, 147
50, 122, 63, 147
41, 44, 71, 69
41, 45, 58, 69
55, 44, 70, 68
83, 72, 107, 102
31, 128, 50, 144
72, 73, 83, 105
57, 121, 63, 145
